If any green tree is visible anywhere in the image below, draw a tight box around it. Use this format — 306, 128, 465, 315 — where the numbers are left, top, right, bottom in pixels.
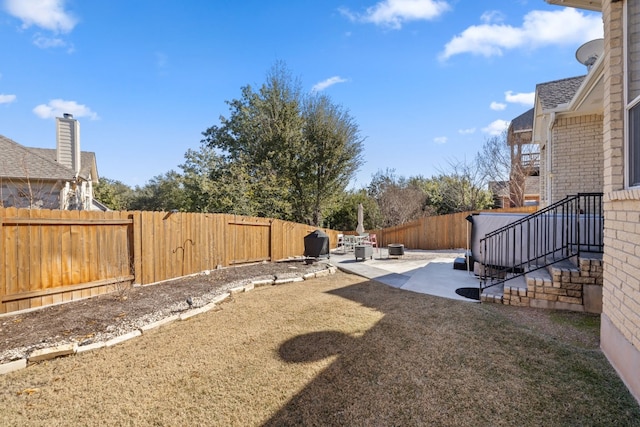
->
323, 188, 382, 231
202, 61, 364, 225
93, 177, 134, 211
180, 144, 254, 214
300, 94, 364, 225
128, 171, 187, 212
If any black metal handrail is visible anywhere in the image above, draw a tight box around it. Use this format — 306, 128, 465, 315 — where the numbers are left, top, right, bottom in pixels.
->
479, 193, 603, 291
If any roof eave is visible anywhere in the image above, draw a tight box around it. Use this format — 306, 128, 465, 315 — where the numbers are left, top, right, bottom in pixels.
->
545, 0, 602, 12
565, 55, 605, 113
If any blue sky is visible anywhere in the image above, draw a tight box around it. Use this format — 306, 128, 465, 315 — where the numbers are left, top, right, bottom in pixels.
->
0, 0, 602, 189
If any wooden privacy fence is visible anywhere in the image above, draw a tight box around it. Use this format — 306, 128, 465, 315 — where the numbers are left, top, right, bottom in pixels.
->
367, 206, 538, 251
0, 207, 336, 314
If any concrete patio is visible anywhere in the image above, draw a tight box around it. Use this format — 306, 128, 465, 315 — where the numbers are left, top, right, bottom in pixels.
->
327, 247, 481, 302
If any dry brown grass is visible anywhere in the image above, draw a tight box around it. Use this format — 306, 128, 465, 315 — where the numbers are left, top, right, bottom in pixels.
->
1, 271, 638, 426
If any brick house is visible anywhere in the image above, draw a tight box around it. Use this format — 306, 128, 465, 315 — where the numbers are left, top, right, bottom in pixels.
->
533, 74, 605, 206
545, 0, 640, 405
0, 114, 103, 211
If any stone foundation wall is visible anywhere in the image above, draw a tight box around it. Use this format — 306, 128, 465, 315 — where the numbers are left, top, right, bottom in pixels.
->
494, 256, 603, 313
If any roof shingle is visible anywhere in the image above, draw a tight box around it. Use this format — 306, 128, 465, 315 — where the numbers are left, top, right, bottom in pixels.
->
536, 76, 586, 111
510, 108, 534, 132
0, 135, 96, 181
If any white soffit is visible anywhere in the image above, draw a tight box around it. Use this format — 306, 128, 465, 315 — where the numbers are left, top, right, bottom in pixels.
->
568, 54, 605, 113
545, 0, 602, 12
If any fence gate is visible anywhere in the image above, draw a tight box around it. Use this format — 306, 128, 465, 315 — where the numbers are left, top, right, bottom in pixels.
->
226, 217, 272, 265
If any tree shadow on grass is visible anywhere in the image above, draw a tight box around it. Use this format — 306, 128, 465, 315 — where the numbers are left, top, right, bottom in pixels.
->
278, 330, 354, 364
263, 280, 640, 427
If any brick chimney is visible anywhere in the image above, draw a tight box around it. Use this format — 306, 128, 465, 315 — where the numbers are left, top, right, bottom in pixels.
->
56, 113, 81, 177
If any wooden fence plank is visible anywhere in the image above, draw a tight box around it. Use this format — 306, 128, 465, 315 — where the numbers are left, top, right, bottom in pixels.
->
86, 211, 98, 296
50, 210, 63, 305
28, 209, 43, 308
0, 208, 3, 313
153, 212, 163, 283
141, 211, 153, 284
59, 210, 72, 301
16, 209, 31, 311
2, 208, 19, 313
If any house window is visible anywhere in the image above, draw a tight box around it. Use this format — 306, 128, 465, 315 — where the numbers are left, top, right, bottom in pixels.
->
627, 1, 640, 187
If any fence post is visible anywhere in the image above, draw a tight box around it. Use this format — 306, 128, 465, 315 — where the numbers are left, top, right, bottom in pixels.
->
129, 212, 142, 285
270, 219, 275, 263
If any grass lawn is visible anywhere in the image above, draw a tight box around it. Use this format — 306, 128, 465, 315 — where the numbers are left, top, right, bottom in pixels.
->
1, 271, 638, 426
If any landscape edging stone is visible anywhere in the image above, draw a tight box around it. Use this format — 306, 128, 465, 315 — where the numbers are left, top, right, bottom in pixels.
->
0, 264, 335, 375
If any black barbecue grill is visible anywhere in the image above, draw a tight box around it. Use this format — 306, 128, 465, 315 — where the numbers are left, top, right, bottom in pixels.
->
304, 230, 330, 260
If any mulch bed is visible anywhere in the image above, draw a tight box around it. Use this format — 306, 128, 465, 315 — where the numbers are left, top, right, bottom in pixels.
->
0, 259, 328, 363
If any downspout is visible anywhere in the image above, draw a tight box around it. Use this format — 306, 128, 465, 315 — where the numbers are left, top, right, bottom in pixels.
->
546, 112, 556, 205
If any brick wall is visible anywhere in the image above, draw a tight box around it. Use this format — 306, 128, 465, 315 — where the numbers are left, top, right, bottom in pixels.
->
603, 0, 624, 193
602, 0, 639, 358
0, 182, 63, 209
629, 1, 640, 101
550, 114, 604, 204
603, 195, 640, 350
600, 0, 640, 405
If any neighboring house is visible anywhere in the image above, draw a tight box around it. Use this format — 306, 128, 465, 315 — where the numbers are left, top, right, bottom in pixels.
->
488, 180, 509, 208
507, 108, 540, 207
0, 114, 103, 211
489, 176, 540, 208
545, 0, 640, 404
488, 108, 539, 209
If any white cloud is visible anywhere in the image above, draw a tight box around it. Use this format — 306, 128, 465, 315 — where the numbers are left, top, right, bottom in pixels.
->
482, 119, 510, 135
340, 0, 450, 29
33, 34, 68, 49
458, 128, 476, 135
312, 76, 348, 92
33, 99, 98, 120
480, 10, 505, 24
0, 94, 17, 104
434, 136, 447, 144
440, 8, 602, 60
4, 0, 78, 33
505, 90, 535, 106
490, 101, 506, 111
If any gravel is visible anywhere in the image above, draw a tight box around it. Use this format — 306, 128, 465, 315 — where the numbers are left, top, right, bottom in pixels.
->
0, 259, 332, 364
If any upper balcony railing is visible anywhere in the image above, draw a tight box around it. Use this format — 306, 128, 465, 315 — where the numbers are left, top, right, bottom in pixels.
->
519, 152, 540, 170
